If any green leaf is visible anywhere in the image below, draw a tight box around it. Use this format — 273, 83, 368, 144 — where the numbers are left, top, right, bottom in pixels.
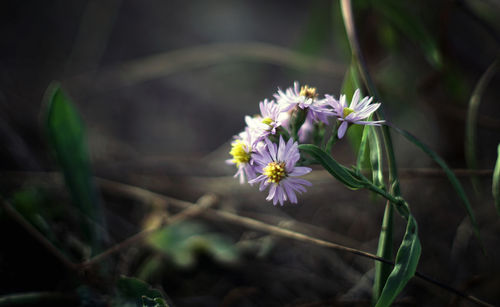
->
296, 0, 332, 57
390, 125, 482, 244
465, 58, 499, 193
367, 124, 390, 303
356, 124, 370, 170
493, 144, 500, 216
368, 127, 384, 188
142, 296, 168, 307
299, 144, 365, 189
114, 276, 166, 307
375, 215, 421, 307
374, 1, 442, 69
148, 221, 239, 268
373, 203, 393, 304
44, 83, 103, 253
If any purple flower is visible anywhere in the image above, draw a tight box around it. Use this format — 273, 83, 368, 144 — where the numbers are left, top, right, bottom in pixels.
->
274, 82, 333, 126
326, 89, 385, 139
226, 129, 257, 184
245, 99, 284, 143
274, 81, 316, 111
249, 136, 312, 205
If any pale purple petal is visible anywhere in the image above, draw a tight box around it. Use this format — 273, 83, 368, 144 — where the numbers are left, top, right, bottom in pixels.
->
282, 181, 298, 204
277, 136, 286, 161
289, 166, 312, 176
338, 121, 349, 139
267, 184, 277, 202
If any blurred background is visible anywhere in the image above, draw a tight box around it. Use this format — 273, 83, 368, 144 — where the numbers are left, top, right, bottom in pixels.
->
1, 0, 500, 306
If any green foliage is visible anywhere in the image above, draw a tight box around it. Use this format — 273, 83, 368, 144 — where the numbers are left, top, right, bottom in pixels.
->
299, 144, 365, 190
375, 215, 421, 307
142, 296, 168, 307
493, 144, 500, 216
373, 0, 442, 69
465, 58, 499, 192
44, 83, 103, 253
296, 0, 332, 57
372, 203, 393, 305
9, 188, 60, 245
113, 276, 168, 307
368, 127, 384, 188
148, 221, 239, 268
391, 125, 483, 245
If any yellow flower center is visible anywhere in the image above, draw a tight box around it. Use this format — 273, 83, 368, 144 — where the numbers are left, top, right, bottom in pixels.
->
299, 85, 318, 99
263, 161, 287, 183
343, 107, 354, 118
229, 140, 250, 167
261, 117, 273, 125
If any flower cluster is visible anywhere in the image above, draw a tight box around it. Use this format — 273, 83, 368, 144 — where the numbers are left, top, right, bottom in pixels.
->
227, 82, 383, 205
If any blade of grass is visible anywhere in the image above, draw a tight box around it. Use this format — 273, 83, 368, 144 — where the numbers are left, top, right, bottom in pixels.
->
374, 0, 442, 69
390, 124, 483, 247
298, 144, 365, 190
369, 126, 384, 188
339, 0, 400, 301
44, 83, 104, 254
465, 58, 499, 192
493, 144, 500, 216
373, 202, 393, 305
375, 215, 421, 307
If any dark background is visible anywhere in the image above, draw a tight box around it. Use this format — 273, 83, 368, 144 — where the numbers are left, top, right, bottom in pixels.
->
1, 0, 500, 306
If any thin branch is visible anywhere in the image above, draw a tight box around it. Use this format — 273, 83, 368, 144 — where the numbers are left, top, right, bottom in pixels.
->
1, 198, 78, 271
1, 174, 493, 306
97, 177, 492, 306
80, 193, 217, 268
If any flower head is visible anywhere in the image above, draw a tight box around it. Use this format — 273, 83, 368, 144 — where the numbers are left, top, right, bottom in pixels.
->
274, 82, 333, 127
245, 99, 284, 143
226, 129, 257, 184
249, 136, 312, 205
326, 89, 385, 139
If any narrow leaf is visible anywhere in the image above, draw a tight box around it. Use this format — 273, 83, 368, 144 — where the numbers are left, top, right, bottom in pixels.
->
115, 276, 167, 307
375, 1, 442, 69
465, 58, 499, 192
376, 215, 421, 307
373, 202, 393, 304
44, 83, 103, 252
296, 0, 332, 57
493, 144, 500, 216
142, 296, 169, 307
368, 127, 384, 188
299, 144, 365, 189
390, 125, 482, 244
356, 125, 370, 170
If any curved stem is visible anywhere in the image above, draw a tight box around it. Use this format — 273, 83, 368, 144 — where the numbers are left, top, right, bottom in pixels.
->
339, 0, 402, 302
465, 57, 499, 192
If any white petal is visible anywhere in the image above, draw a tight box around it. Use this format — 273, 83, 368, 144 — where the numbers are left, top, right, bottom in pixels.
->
350, 89, 361, 108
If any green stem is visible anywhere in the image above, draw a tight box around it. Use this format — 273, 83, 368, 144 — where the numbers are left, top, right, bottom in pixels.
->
339, 0, 402, 301
325, 121, 340, 152
465, 57, 499, 193
373, 202, 393, 305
